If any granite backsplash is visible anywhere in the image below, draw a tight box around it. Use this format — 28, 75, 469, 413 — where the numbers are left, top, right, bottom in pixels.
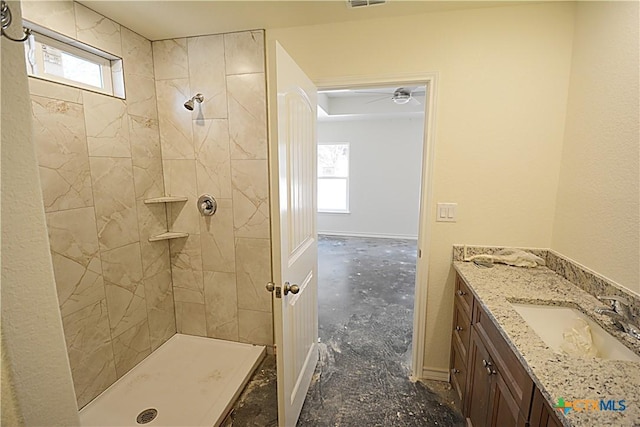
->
452, 245, 640, 320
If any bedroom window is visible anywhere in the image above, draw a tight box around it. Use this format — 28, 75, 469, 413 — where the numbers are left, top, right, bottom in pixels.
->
318, 143, 350, 213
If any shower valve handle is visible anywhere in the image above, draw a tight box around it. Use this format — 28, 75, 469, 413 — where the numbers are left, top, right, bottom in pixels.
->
197, 194, 217, 216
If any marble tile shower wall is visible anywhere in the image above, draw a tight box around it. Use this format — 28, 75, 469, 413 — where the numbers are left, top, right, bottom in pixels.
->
22, 1, 175, 407
152, 31, 273, 346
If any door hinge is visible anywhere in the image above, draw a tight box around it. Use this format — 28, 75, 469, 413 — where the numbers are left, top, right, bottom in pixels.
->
418, 249, 422, 258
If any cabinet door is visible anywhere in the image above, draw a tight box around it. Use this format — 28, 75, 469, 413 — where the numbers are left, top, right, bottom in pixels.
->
530, 388, 563, 427
466, 328, 492, 427
489, 370, 526, 427
473, 301, 534, 415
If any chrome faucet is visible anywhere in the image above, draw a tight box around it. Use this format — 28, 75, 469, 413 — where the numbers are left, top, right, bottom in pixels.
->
595, 296, 640, 341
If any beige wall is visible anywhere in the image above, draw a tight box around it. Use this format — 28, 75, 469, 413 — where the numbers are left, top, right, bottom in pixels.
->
1, 0, 79, 423
267, 2, 576, 374
152, 32, 273, 345
552, 1, 640, 295
22, 1, 175, 407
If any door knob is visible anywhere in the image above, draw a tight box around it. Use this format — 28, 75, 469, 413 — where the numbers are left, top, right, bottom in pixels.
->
283, 282, 300, 296
266, 282, 299, 298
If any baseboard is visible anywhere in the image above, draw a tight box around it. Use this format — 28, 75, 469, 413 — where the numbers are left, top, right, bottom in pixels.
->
318, 231, 418, 240
421, 367, 450, 382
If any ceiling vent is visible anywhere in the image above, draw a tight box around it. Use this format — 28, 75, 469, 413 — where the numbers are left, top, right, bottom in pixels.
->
346, 0, 386, 8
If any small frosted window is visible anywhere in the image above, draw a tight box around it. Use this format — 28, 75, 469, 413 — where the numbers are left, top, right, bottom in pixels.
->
24, 27, 123, 98
42, 44, 104, 89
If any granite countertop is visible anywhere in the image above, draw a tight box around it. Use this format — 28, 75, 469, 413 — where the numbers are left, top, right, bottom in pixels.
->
453, 261, 640, 427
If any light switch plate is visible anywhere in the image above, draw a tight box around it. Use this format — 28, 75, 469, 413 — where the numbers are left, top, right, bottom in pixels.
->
436, 203, 457, 222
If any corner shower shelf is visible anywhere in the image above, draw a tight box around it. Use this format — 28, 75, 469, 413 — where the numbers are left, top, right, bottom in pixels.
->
148, 232, 189, 242
144, 195, 189, 242
144, 196, 188, 204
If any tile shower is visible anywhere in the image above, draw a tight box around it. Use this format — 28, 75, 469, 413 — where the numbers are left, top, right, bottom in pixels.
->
22, 0, 273, 410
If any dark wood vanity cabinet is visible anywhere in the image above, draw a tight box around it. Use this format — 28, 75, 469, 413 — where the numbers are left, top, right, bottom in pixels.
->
451, 273, 561, 427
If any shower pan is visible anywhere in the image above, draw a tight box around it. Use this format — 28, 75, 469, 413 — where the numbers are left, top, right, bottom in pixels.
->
79, 334, 265, 426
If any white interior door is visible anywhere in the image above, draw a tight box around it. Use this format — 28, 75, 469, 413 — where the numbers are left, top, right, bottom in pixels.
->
270, 42, 318, 427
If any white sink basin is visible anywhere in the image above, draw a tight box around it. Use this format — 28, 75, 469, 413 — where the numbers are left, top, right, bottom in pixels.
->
510, 303, 640, 362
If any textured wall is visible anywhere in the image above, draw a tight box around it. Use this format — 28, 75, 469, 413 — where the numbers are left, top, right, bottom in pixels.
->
152, 31, 273, 345
267, 2, 575, 376
1, 0, 79, 423
551, 1, 640, 294
23, 1, 175, 407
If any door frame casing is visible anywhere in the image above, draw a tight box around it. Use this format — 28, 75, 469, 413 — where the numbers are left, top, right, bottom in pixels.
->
314, 72, 439, 381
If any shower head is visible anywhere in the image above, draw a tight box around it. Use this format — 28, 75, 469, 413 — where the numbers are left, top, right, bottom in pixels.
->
184, 93, 204, 111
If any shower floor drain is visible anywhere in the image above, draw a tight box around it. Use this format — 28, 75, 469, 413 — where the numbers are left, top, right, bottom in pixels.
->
136, 408, 158, 424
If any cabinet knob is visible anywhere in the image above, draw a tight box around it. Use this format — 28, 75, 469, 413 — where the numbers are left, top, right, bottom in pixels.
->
457, 290, 466, 296
482, 359, 496, 375
452, 368, 460, 374
455, 326, 463, 332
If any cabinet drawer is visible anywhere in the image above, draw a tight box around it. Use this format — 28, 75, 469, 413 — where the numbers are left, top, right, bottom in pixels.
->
473, 303, 534, 417
455, 275, 473, 317
453, 301, 471, 358
450, 340, 467, 402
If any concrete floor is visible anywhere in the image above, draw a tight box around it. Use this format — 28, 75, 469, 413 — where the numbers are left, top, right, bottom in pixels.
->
223, 235, 464, 427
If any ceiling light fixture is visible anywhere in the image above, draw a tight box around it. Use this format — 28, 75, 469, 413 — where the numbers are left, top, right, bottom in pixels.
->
392, 88, 412, 104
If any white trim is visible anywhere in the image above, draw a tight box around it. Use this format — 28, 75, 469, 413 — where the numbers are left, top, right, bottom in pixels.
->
421, 367, 450, 382
318, 231, 417, 240
315, 72, 436, 92
317, 210, 351, 214
316, 72, 439, 381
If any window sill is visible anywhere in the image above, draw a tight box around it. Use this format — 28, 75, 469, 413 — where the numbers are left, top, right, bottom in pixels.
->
318, 210, 351, 214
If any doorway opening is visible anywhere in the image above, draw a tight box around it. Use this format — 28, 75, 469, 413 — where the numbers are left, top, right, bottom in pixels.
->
294, 84, 461, 424
315, 83, 426, 363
